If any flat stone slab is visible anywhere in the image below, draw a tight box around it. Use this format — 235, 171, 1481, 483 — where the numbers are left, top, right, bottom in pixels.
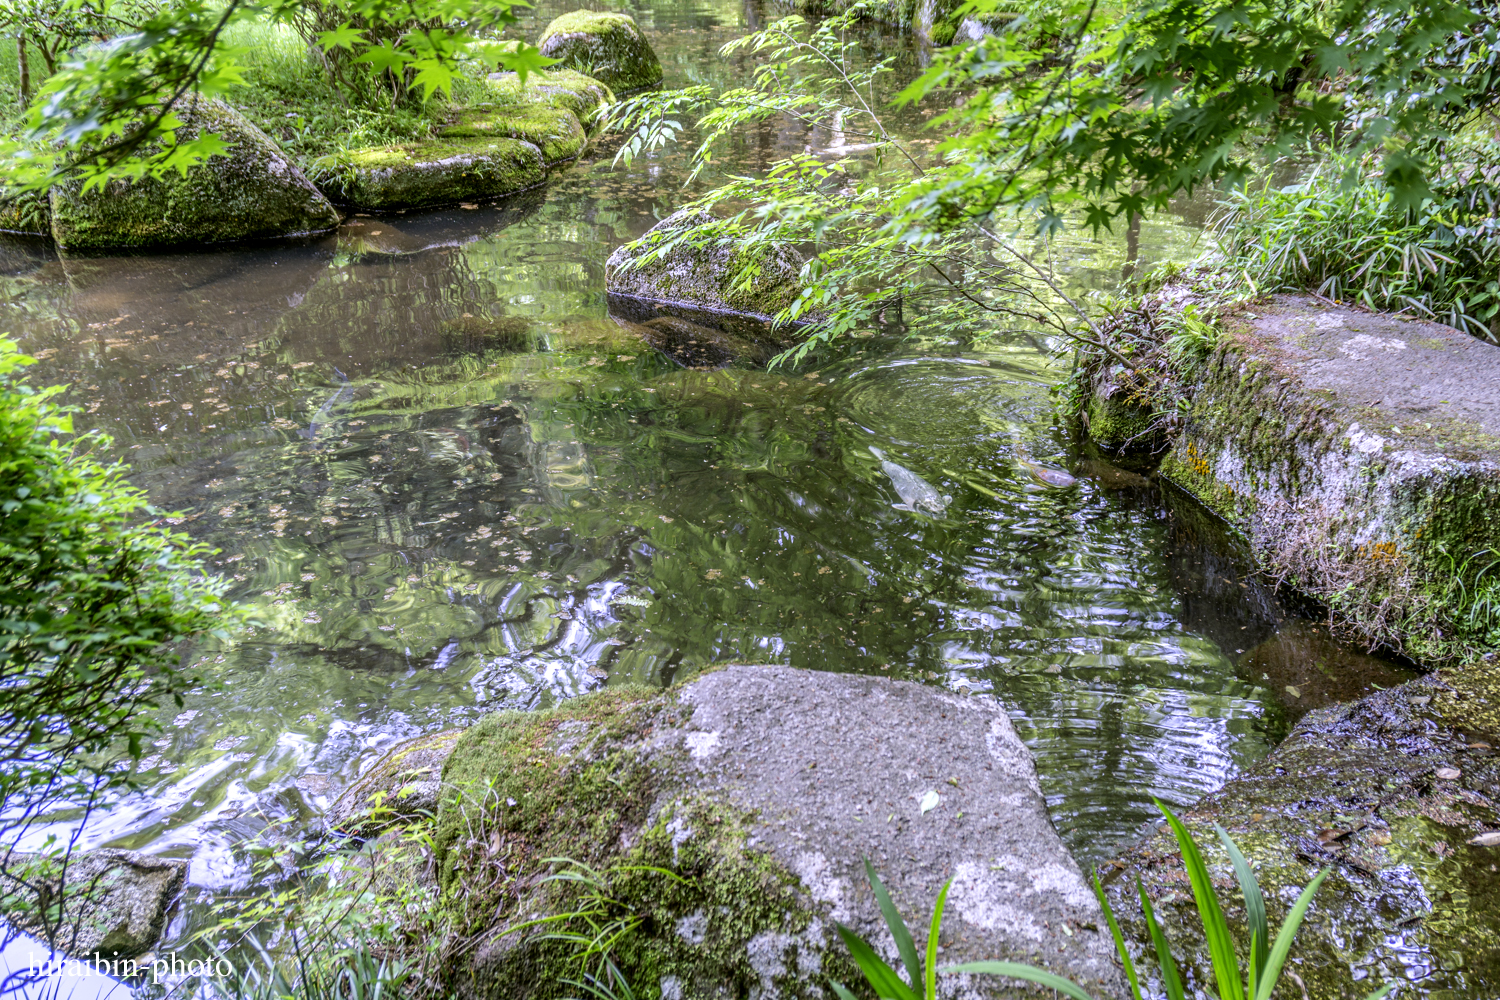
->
1162, 295, 1500, 664
418, 665, 1124, 998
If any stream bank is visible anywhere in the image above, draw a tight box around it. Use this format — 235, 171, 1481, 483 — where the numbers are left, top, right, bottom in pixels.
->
1078, 279, 1500, 998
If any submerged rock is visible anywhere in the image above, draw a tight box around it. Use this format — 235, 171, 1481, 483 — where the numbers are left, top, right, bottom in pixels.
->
1102, 655, 1500, 999
1157, 295, 1500, 665
537, 11, 662, 92
429, 665, 1124, 999
48, 99, 339, 251
0, 848, 186, 959
606, 210, 807, 343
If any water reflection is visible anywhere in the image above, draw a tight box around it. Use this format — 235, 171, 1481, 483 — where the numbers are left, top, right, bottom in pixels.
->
0, 0, 1414, 916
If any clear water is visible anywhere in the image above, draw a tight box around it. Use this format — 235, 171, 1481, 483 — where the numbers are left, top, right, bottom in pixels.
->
0, 0, 1413, 928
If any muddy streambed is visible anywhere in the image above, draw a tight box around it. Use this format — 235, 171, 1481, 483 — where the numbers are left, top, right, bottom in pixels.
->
0, 0, 1414, 952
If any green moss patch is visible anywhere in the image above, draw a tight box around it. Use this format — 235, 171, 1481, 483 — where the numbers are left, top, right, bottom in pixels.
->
440, 104, 585, 166
313, 136, 545, 211
484, 68, 615, 131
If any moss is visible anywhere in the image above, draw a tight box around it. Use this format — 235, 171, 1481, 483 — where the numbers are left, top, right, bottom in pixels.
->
928, 16, 958, 45
313, 136, 545, 211
538, 11, 663, 93
440, 103, 586, 166
483, 68, 615, 132
430, 684, 860, 999
1084, 392, 1160, 453
48, 99, 339, 250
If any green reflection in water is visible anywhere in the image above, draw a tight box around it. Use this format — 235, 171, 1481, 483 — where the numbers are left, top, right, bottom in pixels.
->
0, 0, 1413, 894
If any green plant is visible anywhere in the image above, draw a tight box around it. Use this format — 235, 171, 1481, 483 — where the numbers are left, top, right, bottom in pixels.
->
1217, 147, 1500, 344
832, 801, 1393, 1000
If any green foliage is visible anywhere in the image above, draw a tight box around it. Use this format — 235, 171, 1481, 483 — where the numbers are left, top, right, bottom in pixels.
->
835, 802, 1392, 1000
0, 337, 230, 808
1217, 147, 1500, 343
0, 0, 551, 199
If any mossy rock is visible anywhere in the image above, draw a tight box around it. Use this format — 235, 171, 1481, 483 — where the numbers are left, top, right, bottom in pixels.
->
1085, 389, 1163, 453
1102, 660, 1500, 1000
48, 99, 339, 251
0, 188, 51, 237
1157, 295, 1500, 665
429, 665, 1124, 999
439, 103, 585, 166
313, 137, 545, 212
484, 67, 615, 132
324, 728, 465, 836
538, 11, 663, 93
605, 210, 807, 344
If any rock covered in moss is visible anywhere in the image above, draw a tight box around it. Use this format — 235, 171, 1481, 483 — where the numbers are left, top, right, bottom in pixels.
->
1156, 295, 1500, 665
538, 11, 663, 92
47, 99, 339, 251
430, 665, 1123, 999
1102, 657, 1500, 1000
484, 68, 614, 132
325, 728, 466, 836
605, 210, 807, 343
314, 137, 545, 213
0, 848, 186, 959
440, 104, 586, 167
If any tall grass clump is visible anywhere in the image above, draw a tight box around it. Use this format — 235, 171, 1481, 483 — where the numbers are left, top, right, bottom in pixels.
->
833, 801, 1392, 1000
1217, 145, 1500, 344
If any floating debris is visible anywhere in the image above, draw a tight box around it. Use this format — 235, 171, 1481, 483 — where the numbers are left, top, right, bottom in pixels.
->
610, 595, 651, 607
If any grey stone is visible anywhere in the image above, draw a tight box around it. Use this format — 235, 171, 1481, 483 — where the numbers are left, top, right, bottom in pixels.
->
48, 98, 339, 251
606, 210, 807, 344
435, 665, 1126, 998
0, 848, 186, 959
1160, 295, 1500, 665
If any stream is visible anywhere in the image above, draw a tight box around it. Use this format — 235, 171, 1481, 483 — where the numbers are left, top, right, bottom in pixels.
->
0, 0, 1415, 950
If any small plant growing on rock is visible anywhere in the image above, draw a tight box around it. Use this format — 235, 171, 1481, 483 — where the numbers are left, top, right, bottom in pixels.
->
832, 801, 1393, 1000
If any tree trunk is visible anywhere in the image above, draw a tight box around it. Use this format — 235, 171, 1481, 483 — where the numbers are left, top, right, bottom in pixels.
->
16, 36, 30, 106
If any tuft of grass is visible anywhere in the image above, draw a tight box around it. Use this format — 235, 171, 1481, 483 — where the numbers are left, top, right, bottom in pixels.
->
1217, 146, 1500, 344
835, 800, 1394, 1000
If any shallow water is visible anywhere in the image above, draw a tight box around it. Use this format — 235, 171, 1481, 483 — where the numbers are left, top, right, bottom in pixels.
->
0, 0, 1414, 935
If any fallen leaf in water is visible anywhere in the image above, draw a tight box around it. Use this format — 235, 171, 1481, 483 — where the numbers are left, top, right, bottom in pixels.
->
1468, 831, 1500, 847
460, 203, 478, 209
919, 790, 940, 814
1436, 767, 1462, 780
1285, 685, 1301, 699
704, 569, 722, 580
1316, 828, 1350, 845
1468, 742, 1493, 750
1368, 829, 1392, 846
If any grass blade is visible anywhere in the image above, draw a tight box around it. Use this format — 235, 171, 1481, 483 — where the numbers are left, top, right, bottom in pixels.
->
1157, 800, 1242, 1000
943, 962, 1097, 1000
866, 858, 923, 991
836, 922, 919, 1000
925, 879, 951, 1000
1091, 874, 1141, 1000
1137, 878, 1185, 1000
1252, 869, 1328, 1000
1216, 824, 1268, 993
830, 983, 862, 1000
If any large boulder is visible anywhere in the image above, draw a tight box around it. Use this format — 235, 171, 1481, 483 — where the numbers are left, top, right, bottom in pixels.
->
606, 210, 808, 343
48, 99, 339, 251
0, 848, 187, 959
538, 11, 663, 92
427, 665, 1124, 999
313, 69, 609, 211
1152, 294, 1500, 665
1103, 655, 1500, 1000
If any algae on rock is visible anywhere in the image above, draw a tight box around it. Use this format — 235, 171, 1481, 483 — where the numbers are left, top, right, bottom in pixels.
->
538, 11, 663, 92
48, 99, 339, 251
